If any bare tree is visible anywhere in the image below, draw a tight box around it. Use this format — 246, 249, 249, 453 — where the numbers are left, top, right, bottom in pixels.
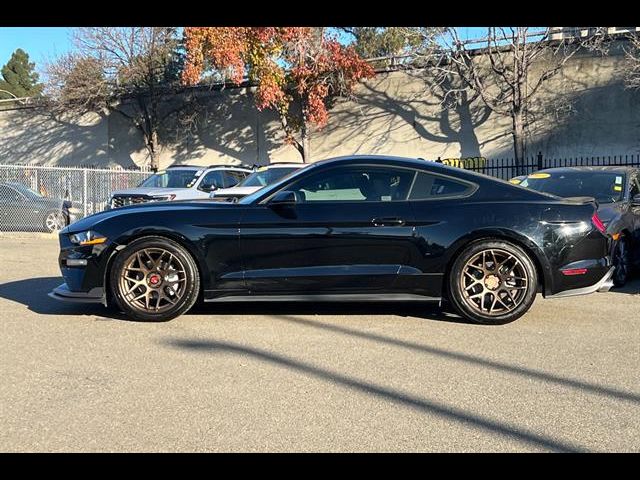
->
624, 32, 640, 90
403, 27, 607, 173
45, 27, 186, 170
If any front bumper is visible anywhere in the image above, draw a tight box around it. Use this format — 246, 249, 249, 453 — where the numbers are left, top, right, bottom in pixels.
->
546, 266, 614, 299
49, 283, 105, 304
52, 230, 116, 305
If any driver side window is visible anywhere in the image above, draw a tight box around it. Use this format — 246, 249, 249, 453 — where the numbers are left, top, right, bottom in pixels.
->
287, 166, 415, 203
198, 171, 226, 191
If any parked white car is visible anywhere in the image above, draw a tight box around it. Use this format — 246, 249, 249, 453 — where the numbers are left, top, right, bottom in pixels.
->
108, 164, 253, 208
210, 162, 305, 202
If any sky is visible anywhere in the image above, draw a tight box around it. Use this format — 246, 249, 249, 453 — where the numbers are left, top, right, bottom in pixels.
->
0, 27, 73, 73
0, 26, 491, 76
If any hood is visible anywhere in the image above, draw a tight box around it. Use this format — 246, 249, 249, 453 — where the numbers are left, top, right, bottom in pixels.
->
30, 195, 73, 208
110, 187, 191, 197
212, 186, 261, 197
63, 199, 237, 234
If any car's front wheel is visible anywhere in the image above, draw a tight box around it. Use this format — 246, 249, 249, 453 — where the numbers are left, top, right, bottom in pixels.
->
109, 237, 200, 321
447, 239, 538, 325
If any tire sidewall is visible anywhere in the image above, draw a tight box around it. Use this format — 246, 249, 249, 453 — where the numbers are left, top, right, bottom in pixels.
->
109, 236, 200, 322
612, 237, 629, 287
448, 239, 538, 325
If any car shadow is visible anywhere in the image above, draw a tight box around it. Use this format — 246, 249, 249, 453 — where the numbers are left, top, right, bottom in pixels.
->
0, 276, 471, 324
609, 277, 640, 295
0, 276, 127, 320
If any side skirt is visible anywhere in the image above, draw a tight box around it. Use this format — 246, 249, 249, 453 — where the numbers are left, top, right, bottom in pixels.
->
204, 293, 442, 303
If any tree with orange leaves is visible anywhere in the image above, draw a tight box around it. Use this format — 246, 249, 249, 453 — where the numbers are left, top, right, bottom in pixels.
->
181, 27, 374, 162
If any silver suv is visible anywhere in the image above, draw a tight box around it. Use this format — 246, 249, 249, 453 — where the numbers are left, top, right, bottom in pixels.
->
108, 164, 253, 209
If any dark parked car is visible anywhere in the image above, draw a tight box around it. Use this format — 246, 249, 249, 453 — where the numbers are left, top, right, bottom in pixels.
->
0, 182, 81, 233
515, 166, 640, 286
50, 155, 613, 325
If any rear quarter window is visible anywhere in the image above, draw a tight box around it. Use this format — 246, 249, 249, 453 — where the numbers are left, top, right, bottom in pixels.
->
409, 172, 474, 200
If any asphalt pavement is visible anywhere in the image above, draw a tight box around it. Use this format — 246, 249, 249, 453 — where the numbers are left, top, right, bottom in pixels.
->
0, 234, 638, 452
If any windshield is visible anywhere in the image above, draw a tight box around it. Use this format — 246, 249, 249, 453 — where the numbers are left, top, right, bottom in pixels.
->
520, 171, 625, 203
240, 167, 300, 187
11, 183, 42, 197
239, 165, 315, 205
139, 169, 201, 188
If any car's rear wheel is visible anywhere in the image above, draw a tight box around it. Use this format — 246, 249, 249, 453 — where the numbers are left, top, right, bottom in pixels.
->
448, 239, 538, 325
44, 210, 67, 233
109, 237, 200, 322
612, 237, 630, 287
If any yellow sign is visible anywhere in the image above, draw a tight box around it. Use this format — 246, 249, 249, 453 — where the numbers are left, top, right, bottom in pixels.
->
441, 157, 487, 169
614, 185, 622, 192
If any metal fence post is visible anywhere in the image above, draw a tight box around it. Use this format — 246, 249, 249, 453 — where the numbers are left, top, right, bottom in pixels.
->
83, 168, 88, 218
537, 151, 543, 171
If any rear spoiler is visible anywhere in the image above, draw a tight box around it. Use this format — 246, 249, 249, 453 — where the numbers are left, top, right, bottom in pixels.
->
564, 196, 599, 209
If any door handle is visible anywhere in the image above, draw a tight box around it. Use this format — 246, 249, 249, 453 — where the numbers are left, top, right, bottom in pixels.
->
372, 217, 405, 227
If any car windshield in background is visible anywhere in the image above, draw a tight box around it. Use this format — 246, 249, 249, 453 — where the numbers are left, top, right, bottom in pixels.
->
520, 172, 625, 203
11, 183, 42, 198
139, 169, 201, 188
240, 167, 300, 187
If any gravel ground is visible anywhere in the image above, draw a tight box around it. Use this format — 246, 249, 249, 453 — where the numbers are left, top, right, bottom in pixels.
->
0, 235, 638, 452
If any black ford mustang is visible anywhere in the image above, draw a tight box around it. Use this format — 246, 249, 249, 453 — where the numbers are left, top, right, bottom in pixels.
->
50, 155, 614, 325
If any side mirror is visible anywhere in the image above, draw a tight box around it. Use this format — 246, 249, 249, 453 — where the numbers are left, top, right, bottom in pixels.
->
200, 183, 217, 193
632, 194, 640, 205
269, 190, 297, 206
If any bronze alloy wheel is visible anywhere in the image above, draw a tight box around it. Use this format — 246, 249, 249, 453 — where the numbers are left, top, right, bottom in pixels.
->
458, 248, 529, 316
117, 247, 188, 313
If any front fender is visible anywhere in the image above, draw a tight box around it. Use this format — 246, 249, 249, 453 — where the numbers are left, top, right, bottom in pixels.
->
111, 227, 212, 291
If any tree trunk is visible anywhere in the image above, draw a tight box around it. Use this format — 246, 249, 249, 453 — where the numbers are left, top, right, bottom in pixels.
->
512, 110, 526, 176
301, 120, 310, 163
147, 129, 159, 171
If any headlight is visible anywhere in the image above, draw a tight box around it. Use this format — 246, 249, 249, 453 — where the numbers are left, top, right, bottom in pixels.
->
69, 230, 108, 246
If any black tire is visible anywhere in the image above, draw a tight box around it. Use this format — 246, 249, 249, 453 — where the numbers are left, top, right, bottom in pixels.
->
109, 236, 201, 322
612, 237, 630, 287
447, 239, 538, 325
44, 210, 68, 233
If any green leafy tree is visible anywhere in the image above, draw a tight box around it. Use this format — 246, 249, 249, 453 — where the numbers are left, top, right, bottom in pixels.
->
0, 48, 44, 99
341, 27, 424, 59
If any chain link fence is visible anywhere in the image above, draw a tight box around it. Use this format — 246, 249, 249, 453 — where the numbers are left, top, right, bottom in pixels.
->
0, 164, 152, 232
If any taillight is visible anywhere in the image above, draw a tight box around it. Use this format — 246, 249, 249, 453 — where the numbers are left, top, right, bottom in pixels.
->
561, 268, 588, 276
591, 212, 606, 234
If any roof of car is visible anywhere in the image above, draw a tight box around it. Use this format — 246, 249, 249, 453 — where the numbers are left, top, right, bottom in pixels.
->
165, 164, 252, 170
536, 166, 639, 174
258, 163, 305, 168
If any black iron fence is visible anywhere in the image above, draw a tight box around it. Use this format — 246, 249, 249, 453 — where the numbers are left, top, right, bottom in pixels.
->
461, 153, 640, 180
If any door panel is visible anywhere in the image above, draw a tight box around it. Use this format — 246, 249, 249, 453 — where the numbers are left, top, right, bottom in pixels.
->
238, 164, 432, 294
239, 201, 419, 293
